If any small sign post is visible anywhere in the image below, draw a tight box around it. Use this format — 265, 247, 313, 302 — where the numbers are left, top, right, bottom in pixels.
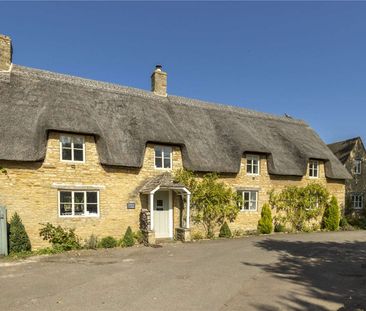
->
127, 202, 135, 210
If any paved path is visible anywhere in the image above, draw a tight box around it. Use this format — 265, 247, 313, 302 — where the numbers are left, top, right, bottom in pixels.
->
0, 231, 365, 311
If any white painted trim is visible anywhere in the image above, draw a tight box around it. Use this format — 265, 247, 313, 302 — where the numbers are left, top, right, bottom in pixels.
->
59, 134, 86, 164
52, 183, 105, 190
169, 190, 173, 238
154, 145, 173, 170
58, 190, 100, 218
186, 193, 190, 229
149, 192, 154, 230
240, 190, 258, 212
309, 160, 319, 178
151, 185, 161, 194
246, 154, 260, 176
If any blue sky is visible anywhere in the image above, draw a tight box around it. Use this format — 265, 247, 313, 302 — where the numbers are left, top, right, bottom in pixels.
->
1, 2, 365, 144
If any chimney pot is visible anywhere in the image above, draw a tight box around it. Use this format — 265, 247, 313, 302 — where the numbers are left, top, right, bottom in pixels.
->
0, 34, 12, 71
151, 65, 167, 97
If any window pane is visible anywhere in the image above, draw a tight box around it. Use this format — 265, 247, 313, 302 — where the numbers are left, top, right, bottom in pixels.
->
62, 148, 72, 161
87, 192, 98, 204
87, 204, 98, 214
73, 137, 84, 149
60, 191, 72, 203
73, 149, 84, 161
60, 203, 72, 216
247, 163, 252, 174
164, 158, 171, 168
61, 136, 71, 148
253, 164, 259, 174
74, 192, 85, 204
163, 147, 172, 155
250, 201, 256, 210
155, 157, 162, 168
243, 201, 249, 210
74, 204, 84, 215
155, 146, 162, 157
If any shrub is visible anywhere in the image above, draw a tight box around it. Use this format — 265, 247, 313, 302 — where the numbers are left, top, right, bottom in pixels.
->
233, 228, 245, 237
257, 203, 273, 234
322, 196, 340, 231
9, 212, 31, 253
274, 223, 286, 233
39, 223, 80, 251
219, 222, 232, 238
175, 170, 241, 238
121, 226, 135, 247
269, 183, 330, 232
192, 231, 204, 240
84, 234, 98, 249
99, 236, 118, 248
133, 230, 144, 245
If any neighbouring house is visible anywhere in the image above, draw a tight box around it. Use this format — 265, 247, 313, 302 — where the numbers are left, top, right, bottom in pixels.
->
0, 34, 350, 248
328, 137, 366, 215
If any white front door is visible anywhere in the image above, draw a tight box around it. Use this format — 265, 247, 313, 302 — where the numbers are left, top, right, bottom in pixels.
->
153, 191, 171, 238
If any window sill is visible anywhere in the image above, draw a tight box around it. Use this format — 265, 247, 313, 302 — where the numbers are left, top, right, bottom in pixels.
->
59, 215, 100, 219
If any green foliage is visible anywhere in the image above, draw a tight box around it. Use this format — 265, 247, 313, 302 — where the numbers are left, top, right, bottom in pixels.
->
274, 221, 287, 233
133, 230, 144, 245
322, 196, 340, 231
269, 183, 330, 232
99, 236, 118, 248
9, 212, 31, 253
219, 222, 232, 238
84, 234, 99, 249
175, 169, 241, 238
39, 223, 80, 251
257, 203, 273, 234
121, 226, 135, 247
191, 231, 204, 240
232, 229, 245, 237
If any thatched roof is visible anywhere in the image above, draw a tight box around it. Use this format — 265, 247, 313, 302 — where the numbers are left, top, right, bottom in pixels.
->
328, 137, 364, 164
0, 65, 350, 179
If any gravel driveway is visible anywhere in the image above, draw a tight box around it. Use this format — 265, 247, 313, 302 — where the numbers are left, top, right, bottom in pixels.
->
1, 231, 365, 311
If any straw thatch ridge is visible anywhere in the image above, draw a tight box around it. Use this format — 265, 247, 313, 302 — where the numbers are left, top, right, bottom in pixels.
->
0, 64, 350, 179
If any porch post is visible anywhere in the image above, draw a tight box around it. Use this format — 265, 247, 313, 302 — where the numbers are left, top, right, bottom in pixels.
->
149, 192, 154, 231
186, 193, 190, 229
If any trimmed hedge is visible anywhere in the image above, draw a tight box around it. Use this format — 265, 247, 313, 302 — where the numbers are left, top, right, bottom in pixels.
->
257, 203, 273, 234
9, 212, 31, 253
219, 222, 232, 238
322, 196, 340, 231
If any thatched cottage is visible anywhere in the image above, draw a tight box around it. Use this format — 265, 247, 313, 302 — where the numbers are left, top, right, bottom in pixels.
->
0, 34, 350, 248
328, 137, 366, 214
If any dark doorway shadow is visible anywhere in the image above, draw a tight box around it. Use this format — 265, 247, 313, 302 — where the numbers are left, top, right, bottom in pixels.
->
242, 237, 366, 310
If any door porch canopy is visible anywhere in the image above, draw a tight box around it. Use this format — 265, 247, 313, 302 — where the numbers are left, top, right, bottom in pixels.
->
139, 173, 191, 230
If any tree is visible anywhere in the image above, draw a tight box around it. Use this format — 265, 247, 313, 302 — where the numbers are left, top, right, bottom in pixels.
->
219, 222, 232, 238
322, 196, 340, 231
9, 212, 31, 253
257, 203, 273, 234
175, 169, 241, 238
270, 183, 330, 232
122, 226, 135, 247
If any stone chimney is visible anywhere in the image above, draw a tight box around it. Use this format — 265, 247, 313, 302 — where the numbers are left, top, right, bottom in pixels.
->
0, 34, 12, 71
151, 65, 167, 97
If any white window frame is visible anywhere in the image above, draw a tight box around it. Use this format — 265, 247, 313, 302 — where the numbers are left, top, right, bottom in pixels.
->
354, 160, 362, 175
246, 155, 260, 176
60, 135, 85, 163
309, 160, 319, 178
58, 190, 99, 218
351, 194, 363, 210
154, 145, 172, 169
241, 190, 258, 212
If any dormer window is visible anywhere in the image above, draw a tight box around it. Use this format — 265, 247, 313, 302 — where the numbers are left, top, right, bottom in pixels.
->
154, 145, 172, 169
246, 155, 260, 175
354, 159, 362, 175
309, 160, 319, 178
60, 135, 85, 162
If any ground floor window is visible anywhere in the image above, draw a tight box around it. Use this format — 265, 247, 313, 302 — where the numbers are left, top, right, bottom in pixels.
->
351, 194, 363, 210
59, 190, 99, 217
241, 190, 258, 211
